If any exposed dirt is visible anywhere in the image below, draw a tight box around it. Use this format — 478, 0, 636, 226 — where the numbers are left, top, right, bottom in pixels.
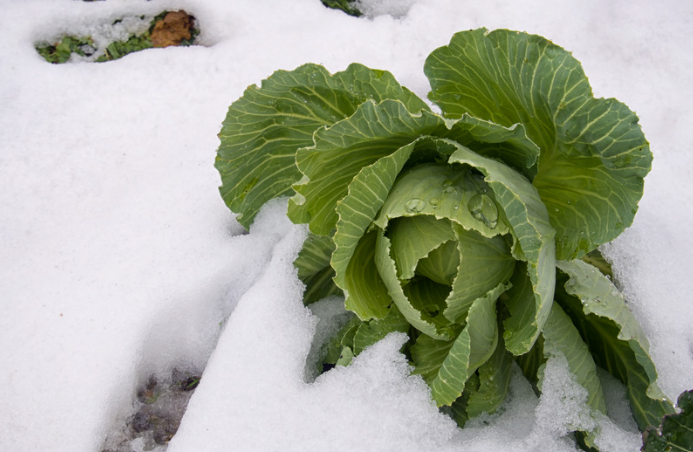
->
101, 368, 201, 452
151, 11, 194, 48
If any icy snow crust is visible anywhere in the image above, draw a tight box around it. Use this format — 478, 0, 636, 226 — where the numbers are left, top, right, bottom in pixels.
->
1, 0, 692, 451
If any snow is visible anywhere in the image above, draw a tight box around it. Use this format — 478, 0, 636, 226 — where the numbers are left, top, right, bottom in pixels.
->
1, 0, 692, 451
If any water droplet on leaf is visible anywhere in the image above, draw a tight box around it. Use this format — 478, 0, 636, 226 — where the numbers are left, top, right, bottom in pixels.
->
404, 198, 425, 213
429, 197, 440, 206
468, 193, 499, 229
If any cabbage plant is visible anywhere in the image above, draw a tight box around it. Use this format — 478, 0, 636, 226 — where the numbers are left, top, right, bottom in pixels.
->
215, 28, 674, 446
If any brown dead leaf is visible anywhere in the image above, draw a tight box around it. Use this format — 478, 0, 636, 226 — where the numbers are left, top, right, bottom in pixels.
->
151, 11, 194, 48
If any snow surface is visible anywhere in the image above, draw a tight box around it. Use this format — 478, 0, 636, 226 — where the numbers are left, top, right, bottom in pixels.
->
1, 0, 692, 451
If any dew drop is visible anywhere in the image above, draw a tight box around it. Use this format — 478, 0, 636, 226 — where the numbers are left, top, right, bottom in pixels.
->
404, 198, 425, 213
429, 197, 440, 207
468, 193, 499, 229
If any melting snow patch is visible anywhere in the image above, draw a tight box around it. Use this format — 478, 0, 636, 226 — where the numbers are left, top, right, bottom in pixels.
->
353, 0, 416, 18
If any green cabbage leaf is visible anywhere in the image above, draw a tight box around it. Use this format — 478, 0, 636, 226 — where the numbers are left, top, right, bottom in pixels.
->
642, 390, 693, 452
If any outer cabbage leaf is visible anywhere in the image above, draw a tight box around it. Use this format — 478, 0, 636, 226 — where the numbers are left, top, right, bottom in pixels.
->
441, 115, 540, 178
323, 316, 361, 367
526, 302, 607, 449
294, 233, 341, 304
465, 330, 514, 418
323, 308, 409, 369
216, 63, 429, 228
555, 259, 675, 430
642, 390, 693, 452
410, 333, 455, 383
352, 307, 410, 355
540, 302, 607, 419
447, 375, 479, 428
411, 294, 498, 406
514, 334, 545, 386
426, 28, 652, 260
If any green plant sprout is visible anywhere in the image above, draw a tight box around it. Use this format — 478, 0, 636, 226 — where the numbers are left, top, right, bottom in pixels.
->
320, 0, 362, 17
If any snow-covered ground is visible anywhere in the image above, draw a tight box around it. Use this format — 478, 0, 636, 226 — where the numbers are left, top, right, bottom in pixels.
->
1, 1, 692, 451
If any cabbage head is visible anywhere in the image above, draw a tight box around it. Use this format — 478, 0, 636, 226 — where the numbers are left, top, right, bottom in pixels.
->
215, 28, 673, 446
